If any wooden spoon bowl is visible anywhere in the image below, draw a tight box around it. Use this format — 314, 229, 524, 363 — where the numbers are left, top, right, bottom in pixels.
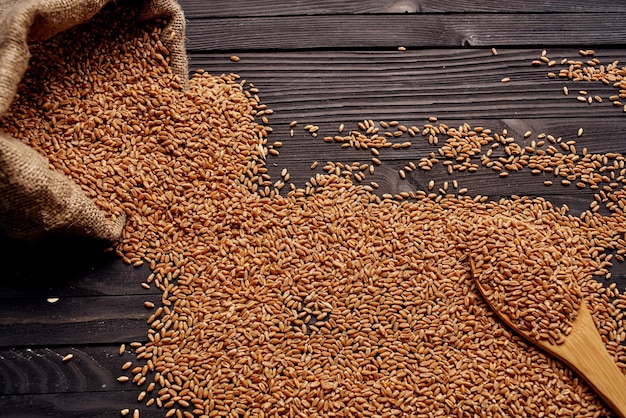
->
468, 257, 626, 418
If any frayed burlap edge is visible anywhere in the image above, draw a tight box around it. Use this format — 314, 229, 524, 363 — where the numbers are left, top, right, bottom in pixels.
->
138, 0, 188, 84
0, 133, 126, 241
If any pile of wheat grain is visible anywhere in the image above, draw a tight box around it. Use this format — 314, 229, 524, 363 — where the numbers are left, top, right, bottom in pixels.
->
1, 3, 625, 417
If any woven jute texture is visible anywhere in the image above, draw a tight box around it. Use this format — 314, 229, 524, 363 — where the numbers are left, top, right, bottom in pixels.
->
0, 0, 187, 241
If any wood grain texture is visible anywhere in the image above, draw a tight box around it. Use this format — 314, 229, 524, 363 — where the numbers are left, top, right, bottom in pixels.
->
0, 294, 159, 346
0, 346, 130, 395
188, 48, 626, 120
0, 391, 163, 418
187, 48, 626, 218
257, 119, 626, 193
185, 14, 626, 51
0, 346, 175, 417
179, 0, 626, 18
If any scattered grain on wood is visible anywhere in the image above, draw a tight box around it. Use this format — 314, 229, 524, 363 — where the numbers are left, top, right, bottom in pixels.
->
536, 50, 626, 112
3, 6, 626, 417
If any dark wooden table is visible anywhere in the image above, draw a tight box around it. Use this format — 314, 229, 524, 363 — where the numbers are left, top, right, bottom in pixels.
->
2, 0, 626, 416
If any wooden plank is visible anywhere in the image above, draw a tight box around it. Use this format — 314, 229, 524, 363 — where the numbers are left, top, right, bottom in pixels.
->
188, 48, 626, 120
0, 244, 155, 299
179, 0, 626, 18
187, 47, 626, 219
0, 346, 134, 395
0, 295, 158, 347
183, 47, 626, 220
185, 14, 626, 51
0, 345, 154, 416
257, 122, 626, 278
0, 391, 163, 418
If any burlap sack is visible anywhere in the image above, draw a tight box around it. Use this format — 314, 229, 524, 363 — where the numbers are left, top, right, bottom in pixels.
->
0, 0, 187, 241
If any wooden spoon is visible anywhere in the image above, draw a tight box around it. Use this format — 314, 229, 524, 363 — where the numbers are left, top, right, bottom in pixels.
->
468, 257, 626, 418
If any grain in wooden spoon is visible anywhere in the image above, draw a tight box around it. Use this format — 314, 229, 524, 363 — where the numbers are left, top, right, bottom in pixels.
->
466, 215, 626, 418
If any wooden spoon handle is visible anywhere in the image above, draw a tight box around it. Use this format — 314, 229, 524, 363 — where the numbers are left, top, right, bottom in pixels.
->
550, 302, 626, 418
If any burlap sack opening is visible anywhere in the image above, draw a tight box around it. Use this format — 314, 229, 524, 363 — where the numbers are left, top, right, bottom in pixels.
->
0, 0, 187, 242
